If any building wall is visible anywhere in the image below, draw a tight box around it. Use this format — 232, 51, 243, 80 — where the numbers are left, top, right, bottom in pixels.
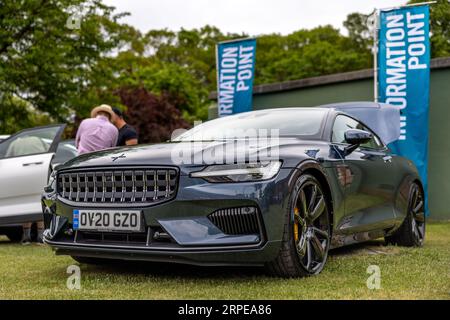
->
427, 68, 450, 220
252, 79, 374, 109
209, 64, 450, 219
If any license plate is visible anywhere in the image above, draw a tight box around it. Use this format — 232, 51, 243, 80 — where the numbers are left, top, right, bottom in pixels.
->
73, 209, 142, 232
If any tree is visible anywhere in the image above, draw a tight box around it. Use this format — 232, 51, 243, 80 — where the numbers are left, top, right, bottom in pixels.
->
5, 1, 446, 137
144, 26, 244, 90
0, 0, 127, 132
254, 26, 372, 84
343, 12, 373, 52
116, 87, 190, 143
0, 94, 52, 133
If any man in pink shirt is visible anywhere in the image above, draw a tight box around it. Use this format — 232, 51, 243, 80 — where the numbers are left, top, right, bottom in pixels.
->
75, 104, 119, 154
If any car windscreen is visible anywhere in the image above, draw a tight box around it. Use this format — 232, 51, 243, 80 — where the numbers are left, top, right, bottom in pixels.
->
174, 109, 327, 141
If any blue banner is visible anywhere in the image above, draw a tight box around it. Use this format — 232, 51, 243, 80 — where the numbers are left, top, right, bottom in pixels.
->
378, 5, 430, 212
216, 38, 256, 116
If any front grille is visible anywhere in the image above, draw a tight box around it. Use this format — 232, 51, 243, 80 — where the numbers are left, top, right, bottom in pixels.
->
57, 168, 178, 205
208, 207, 260, 235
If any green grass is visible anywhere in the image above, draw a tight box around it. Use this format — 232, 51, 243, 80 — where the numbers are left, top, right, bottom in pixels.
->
0, 222, 449, 300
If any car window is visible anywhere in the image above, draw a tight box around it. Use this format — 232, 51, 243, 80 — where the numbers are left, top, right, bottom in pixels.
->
332, 115, 383, 149
0, 126, 60, 159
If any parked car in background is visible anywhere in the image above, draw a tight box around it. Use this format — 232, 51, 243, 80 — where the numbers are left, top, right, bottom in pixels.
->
42, 103, 425, 277
0, 125, 78, 241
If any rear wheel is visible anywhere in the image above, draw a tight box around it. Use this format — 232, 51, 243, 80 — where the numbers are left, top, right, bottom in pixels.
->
266, 174, 331, 277
386, 182, 425, 247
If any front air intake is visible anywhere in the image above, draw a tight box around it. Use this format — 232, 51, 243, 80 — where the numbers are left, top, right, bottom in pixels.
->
208, 207, 261, 235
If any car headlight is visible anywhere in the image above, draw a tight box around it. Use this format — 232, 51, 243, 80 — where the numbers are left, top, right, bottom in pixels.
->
190, 161, 282, 183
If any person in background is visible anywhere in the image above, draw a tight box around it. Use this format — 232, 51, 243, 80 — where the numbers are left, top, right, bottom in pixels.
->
21, 222, 44, 245
75, 104, 118, 154
112, 107, 138, 146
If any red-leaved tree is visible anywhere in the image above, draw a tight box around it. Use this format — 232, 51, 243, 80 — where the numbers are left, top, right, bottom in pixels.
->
116, 87, 191, 143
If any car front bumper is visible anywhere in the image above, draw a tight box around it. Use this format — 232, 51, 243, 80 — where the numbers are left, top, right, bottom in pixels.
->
42, 168, 295, 266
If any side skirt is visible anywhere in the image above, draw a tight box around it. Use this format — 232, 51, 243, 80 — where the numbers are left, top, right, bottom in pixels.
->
330, 228, 388, 249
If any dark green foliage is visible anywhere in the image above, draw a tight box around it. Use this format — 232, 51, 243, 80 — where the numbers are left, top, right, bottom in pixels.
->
0, 0, 128, 128
116, 87, 190, 143
0, 0, 448, 138
254, 26, 372, 84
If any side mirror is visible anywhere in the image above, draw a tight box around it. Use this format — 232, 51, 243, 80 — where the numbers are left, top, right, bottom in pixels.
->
343, 129, 372, 155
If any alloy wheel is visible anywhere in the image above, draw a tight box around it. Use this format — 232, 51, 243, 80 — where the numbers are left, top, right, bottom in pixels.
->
410, 184, 425, 245
293, 180, 330, 274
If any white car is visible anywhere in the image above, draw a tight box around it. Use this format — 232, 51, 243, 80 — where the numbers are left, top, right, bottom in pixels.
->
0, 124, 77, 241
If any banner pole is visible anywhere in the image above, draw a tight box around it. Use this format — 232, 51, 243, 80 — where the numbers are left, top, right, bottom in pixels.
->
367, 9, 379, 103
215, 43, 220, 117
373, 10, 379, 103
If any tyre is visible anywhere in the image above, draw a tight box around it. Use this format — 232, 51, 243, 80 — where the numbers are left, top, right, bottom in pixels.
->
386, 182, 425, 247
71, 256, 116, 265
5, 227, 23, 242
266, 174, 331, 278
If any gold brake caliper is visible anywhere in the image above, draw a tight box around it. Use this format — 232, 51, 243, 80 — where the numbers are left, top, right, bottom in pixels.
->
294, 207, 299, 242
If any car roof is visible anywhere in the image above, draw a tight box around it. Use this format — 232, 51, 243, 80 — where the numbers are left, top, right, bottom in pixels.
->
235, 102, 399, 145
315, 101, 386, 109
233, 107, 332, 115
252, 101, 388, 111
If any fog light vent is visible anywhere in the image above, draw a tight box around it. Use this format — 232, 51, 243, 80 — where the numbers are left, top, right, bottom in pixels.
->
208, 207, 260, 235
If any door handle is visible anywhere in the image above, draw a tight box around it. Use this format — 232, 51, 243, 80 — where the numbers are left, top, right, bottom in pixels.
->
383, 156, 392, 163
23, 161, 44, 167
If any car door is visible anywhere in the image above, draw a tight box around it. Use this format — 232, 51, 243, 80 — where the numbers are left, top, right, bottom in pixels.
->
331, 114, 397, 234
0, 124, 66, 224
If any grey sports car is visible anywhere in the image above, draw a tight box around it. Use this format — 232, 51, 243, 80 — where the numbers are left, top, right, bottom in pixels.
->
42, 102, 425, 277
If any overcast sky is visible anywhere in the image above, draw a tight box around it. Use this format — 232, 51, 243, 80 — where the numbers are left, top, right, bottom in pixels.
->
103, 0, 406, 35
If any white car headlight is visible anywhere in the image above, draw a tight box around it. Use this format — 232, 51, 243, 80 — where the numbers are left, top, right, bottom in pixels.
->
190, 161, 282, 183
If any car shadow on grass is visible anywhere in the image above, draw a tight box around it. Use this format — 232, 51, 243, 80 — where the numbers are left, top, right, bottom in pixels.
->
330, 239, 401, 256
69, 239, 395, 279
78, 260, 268, 279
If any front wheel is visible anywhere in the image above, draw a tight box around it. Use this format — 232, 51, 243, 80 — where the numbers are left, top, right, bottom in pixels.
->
386, 182, 425, 247
266, 174, 331, 278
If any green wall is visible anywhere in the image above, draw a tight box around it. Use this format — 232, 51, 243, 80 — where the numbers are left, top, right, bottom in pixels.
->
209, 67, 450, 220
253, 79, 374, 109
427, 68, 450, 220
